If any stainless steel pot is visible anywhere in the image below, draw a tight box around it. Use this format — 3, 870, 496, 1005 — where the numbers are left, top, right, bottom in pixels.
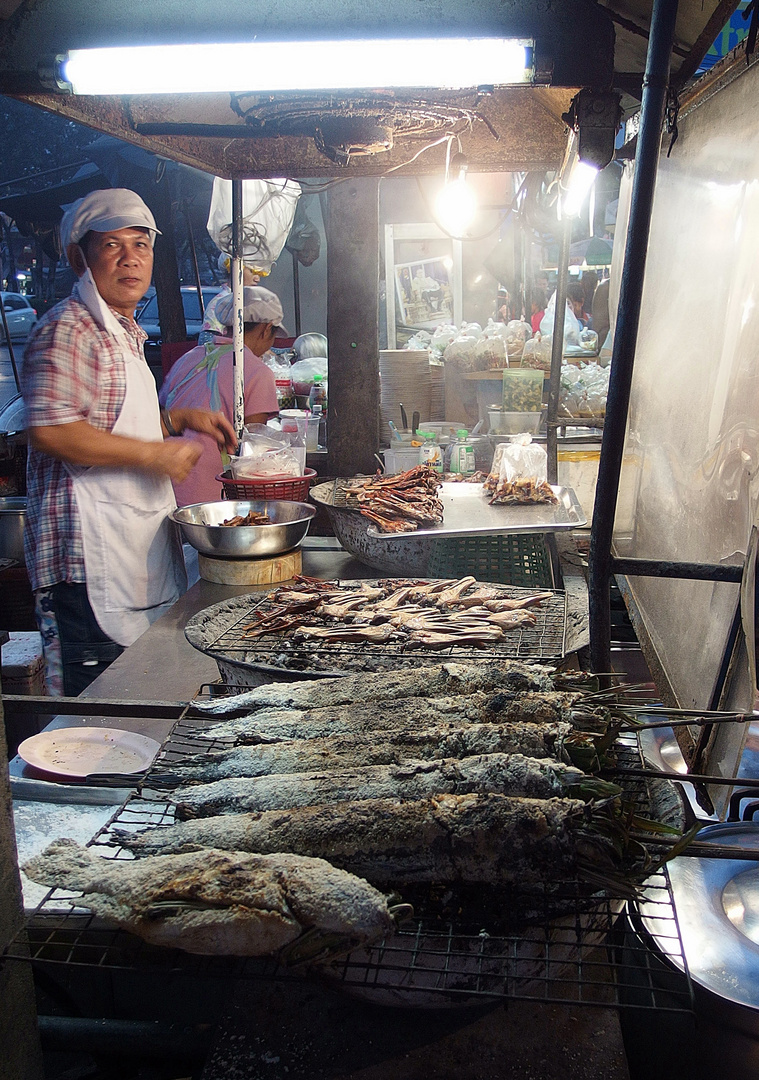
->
0, 496, 26, 563
309, 482, 432, 576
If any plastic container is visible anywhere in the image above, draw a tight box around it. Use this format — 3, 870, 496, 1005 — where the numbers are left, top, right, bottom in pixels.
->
279, 408, 320, 453
502, 368, 544, 412
488, 408, 543, 435
216, 468, 317, 501
449, 430, 476, 475
382, 446, 422, 474
420, 432, 443, 473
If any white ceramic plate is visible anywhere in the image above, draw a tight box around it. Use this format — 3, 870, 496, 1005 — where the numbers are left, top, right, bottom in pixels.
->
18, 727, 161, 780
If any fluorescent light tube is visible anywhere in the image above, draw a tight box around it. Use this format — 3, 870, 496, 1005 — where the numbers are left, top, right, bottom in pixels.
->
61, 38, 533, 95
562, 161, 599, 218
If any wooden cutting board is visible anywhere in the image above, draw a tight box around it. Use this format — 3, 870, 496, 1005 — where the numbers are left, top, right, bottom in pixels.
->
198, 549, 302, 585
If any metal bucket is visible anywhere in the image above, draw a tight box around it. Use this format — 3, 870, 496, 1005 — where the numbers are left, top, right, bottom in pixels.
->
0, 496, 26, 563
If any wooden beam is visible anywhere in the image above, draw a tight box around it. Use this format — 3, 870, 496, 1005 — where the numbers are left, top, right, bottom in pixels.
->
324, 178, 380, 477
672, 0, 744, 88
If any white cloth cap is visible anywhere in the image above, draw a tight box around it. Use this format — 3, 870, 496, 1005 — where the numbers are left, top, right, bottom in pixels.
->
215, 286, 288, 335
61, 188, 161, 250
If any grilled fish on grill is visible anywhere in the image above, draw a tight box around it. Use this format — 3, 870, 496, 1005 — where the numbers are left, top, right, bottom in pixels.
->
190, 660, 578, 717
118, 792, 614, 887
152, 720, 576, 786
192, 690, 600, 745
22, 839, 397, 957
172, 753, 618, 819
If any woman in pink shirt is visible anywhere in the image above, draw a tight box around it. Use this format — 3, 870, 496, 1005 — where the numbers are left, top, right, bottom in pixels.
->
159, 286, 283, 506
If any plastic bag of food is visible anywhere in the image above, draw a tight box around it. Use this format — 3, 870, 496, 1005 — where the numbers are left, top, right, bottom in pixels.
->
289, 356, 328, 396
404, 331, 433, 351
540, 292, 581, 347
579, 328, 598, 353
472, 333, 506, 370
430, 324, 457, 357
234, 426, 302, 477
521, 335, 552, 372
443, 329, 481, 372
495, 434, 548, 484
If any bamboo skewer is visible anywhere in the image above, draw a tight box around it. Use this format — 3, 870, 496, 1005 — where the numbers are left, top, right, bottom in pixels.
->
606, 765, 758, 789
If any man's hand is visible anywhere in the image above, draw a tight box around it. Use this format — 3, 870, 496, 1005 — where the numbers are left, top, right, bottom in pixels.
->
144, 439, 202, 482
29, 421, 202, 481
170, 408, 238, 453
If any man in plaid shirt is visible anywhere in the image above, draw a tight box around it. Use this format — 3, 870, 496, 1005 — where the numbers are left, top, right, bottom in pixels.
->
22, 189, 236, 695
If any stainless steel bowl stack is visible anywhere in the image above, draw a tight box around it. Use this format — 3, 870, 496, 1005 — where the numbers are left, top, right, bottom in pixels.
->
170, 500, 316, 559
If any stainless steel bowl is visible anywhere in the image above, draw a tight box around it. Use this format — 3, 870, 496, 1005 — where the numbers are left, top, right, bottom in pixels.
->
170, 500, 315, 559
0, 496, 26, 562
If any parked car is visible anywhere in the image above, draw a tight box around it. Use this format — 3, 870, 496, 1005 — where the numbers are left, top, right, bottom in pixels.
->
137, 286, 221, 346
0, 292, 37, 342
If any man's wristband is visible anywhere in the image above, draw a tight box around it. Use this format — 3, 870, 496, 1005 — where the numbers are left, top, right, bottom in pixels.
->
161, 409, 181, 437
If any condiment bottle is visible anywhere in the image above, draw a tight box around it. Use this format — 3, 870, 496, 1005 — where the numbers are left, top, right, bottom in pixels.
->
420, 432, 443, 473
308, 374, 327, 412
450, 429, 475, 475
275, 378, 295, 410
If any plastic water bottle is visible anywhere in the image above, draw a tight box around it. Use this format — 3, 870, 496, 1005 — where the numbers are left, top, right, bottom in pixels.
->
450, 429, 475, 475
420, 432, 443, 473
308, 375, 328, 446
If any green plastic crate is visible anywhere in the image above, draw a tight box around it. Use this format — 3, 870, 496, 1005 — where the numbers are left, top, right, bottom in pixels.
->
427, 533, 554, 588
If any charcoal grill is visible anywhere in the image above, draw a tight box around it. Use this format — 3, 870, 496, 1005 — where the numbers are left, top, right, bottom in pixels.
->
4, 696, 695, 1014
184, 579, 569, 688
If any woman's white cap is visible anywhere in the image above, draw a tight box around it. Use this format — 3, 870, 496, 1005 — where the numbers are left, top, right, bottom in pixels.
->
61, 189, 161, 251
215, 286, 288, 336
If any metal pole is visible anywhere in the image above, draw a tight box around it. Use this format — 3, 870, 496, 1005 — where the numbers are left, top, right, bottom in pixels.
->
291, 248, 302, 338
588, 0, 680, 679
0, 294, 21, 391
184, 199, 205, 319
546, 214, 571, 485
231, 179, 245, 442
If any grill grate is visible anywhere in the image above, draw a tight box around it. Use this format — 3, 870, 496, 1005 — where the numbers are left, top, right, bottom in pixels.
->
200, 579, 568, 671
7, 713, 694, 1012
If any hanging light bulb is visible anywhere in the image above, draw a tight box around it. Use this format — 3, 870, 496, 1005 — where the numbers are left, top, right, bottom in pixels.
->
436, 152, 478, 236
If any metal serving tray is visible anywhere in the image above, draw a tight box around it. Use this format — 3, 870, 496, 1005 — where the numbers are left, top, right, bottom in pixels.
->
366, 483, 587, 540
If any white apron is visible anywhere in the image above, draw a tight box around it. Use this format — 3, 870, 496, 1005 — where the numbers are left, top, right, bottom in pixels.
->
68, 271, 186, 646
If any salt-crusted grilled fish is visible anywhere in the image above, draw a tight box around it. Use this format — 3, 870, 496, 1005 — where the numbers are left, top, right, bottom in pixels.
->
190, 660, 567, 717
152, 719, 576, 786
118, 792, 615, 887
172, 753, 618, 819
192, 689, 596, 745
23, 839, 397, 958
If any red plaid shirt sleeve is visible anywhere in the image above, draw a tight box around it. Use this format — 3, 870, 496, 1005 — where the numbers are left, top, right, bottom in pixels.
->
21, 297, 135, 590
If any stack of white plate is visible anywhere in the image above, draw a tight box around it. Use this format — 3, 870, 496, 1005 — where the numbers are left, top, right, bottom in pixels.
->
429, 361, 445, 421
379, 349, 431, 441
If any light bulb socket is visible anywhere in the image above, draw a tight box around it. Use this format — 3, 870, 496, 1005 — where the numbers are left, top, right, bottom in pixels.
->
38, 54, 72, 93
450, 152, 468, 179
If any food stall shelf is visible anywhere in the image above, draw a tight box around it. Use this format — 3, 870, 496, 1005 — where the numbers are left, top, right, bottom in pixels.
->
4, 714, 695, 1014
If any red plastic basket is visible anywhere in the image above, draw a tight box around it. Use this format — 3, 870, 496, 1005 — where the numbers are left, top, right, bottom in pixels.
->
215, 468, 317, 502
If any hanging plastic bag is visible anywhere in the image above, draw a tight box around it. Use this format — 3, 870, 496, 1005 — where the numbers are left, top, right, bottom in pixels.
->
289, 356, 328, 396
540, 291, 581, 348
207, 178, 302, 275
